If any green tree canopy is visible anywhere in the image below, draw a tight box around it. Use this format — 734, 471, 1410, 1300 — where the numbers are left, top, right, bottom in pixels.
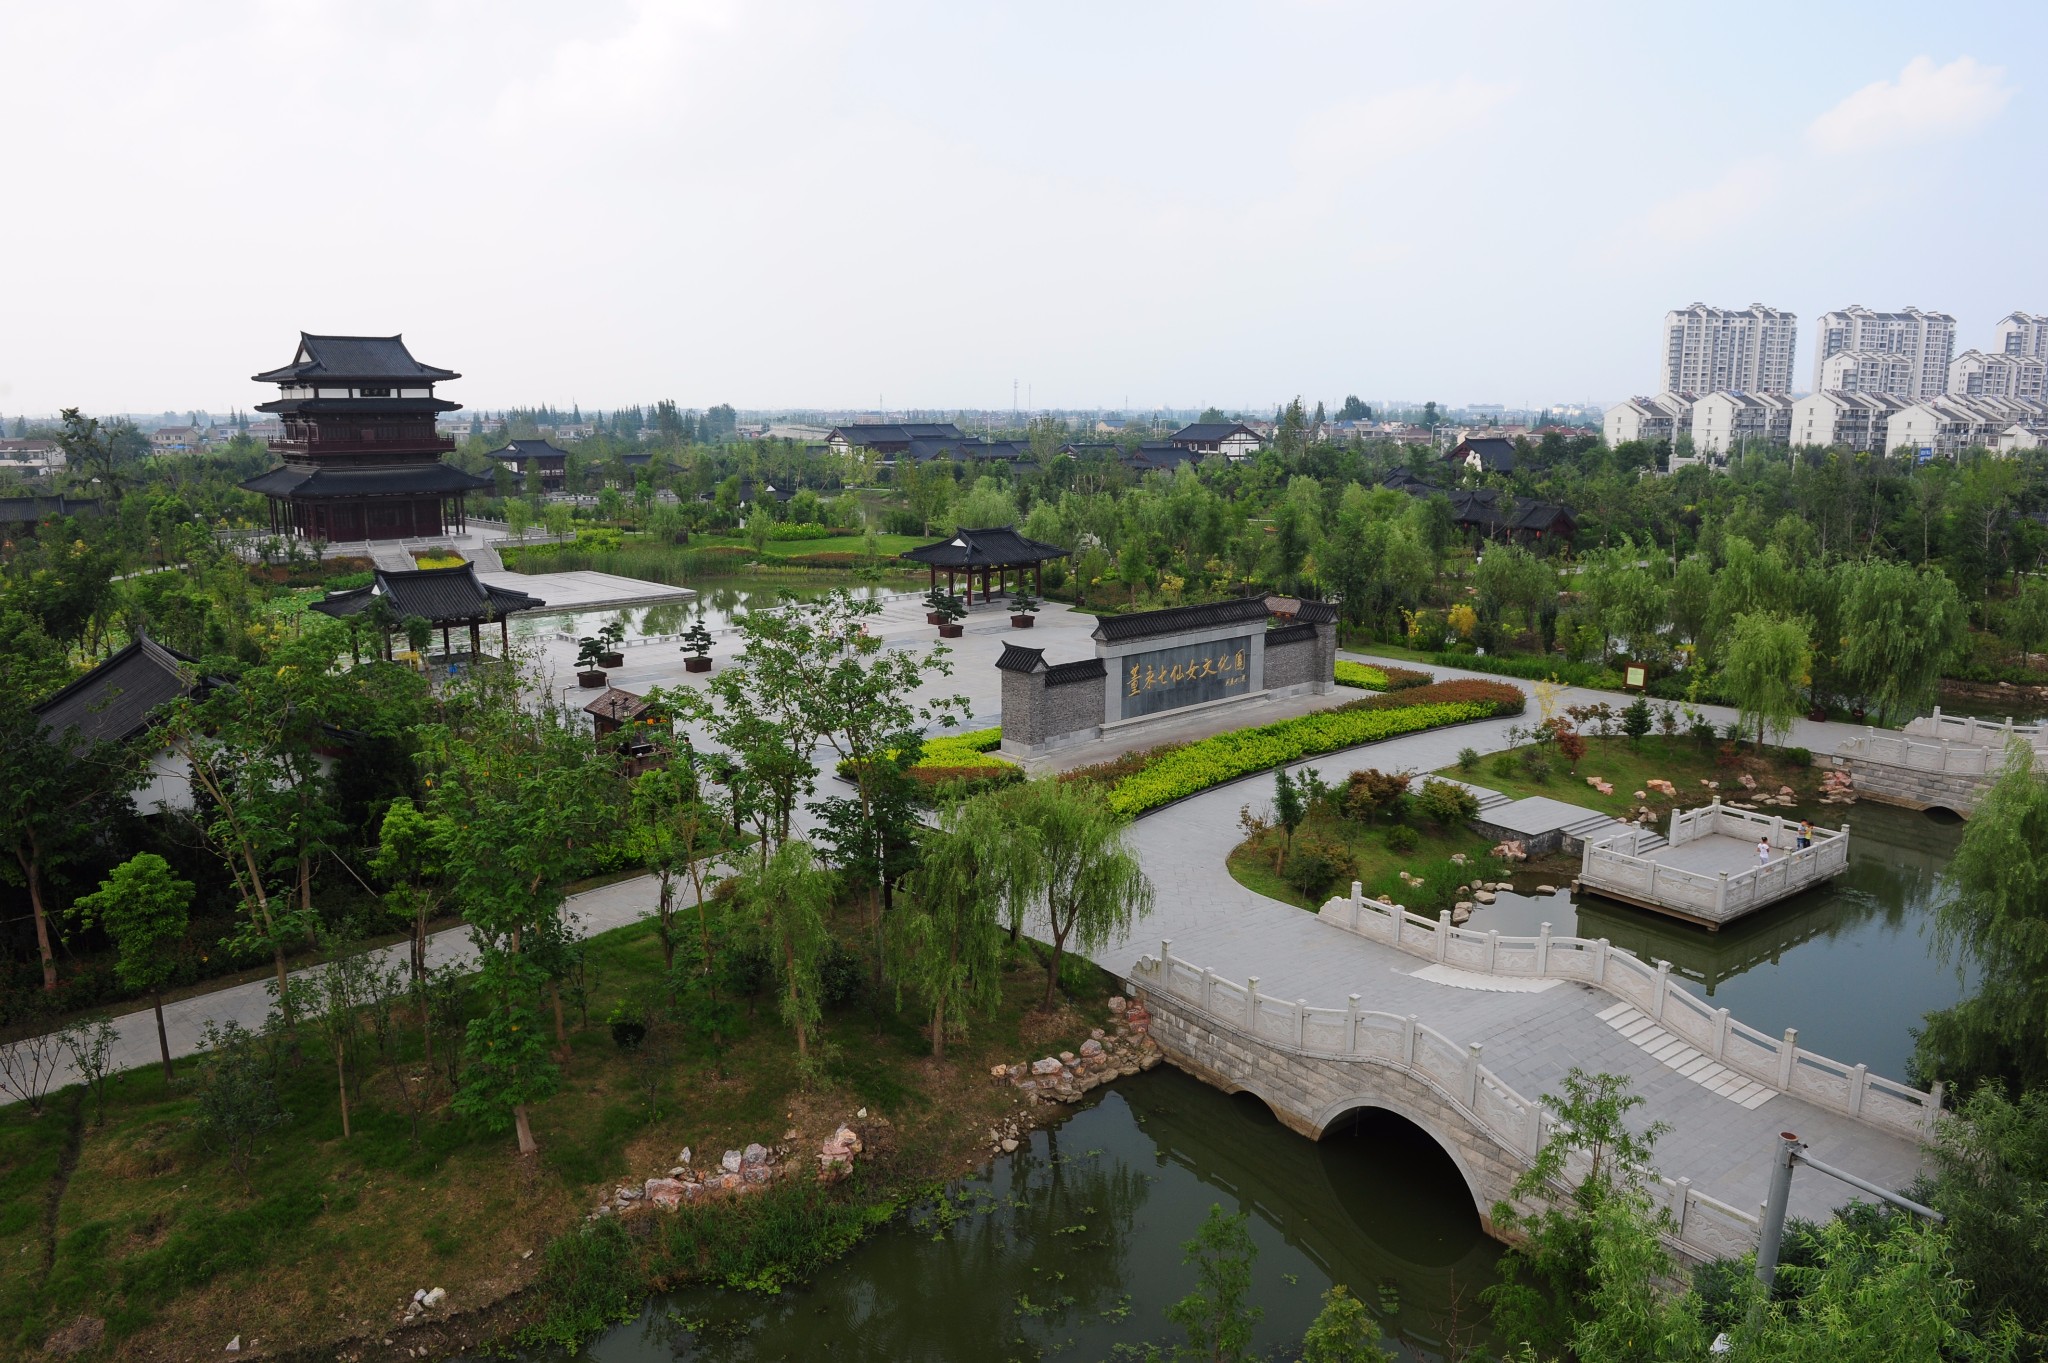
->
70, 853, 192, 1079
1717, 610, 1811, 744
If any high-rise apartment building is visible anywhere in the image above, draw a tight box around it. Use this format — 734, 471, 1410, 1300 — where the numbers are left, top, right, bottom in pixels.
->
1660, 303, 1798, 395
1950, 349, 2047, 403
1995, 312, 2048, 360
1810, 305, 1955, 400
1817, 349, 1916, 396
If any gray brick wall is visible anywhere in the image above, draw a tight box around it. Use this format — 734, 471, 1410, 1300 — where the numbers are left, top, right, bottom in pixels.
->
1263, 635, 1316, 693
1000, 669, 1107, 754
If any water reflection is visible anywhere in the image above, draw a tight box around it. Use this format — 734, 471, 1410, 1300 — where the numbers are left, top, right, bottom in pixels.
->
515, 578, 898, 646
1462, 801, 1970, 1080
564, 1069, 1498, 1362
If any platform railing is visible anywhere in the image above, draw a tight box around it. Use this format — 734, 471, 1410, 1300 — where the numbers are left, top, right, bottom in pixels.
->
1132, 942, 1763, 1264
1311, 883, 1940, 1140
1579, 800, 1850, 925
1906, 707, 2048, 749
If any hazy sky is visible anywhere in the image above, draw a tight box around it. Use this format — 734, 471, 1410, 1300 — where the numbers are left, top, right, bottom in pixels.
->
3, 1, 2044, 416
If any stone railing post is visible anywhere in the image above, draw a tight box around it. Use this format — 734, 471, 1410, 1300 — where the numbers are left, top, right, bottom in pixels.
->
1776, 1027, 1799, 1091
1713, 1006, 1730, 1060
1349, 880, 1363, 930
1345, 994, 1361, 1053
1596, 938, 1611, 985
1926, 1081, 1945, 1137
1245, 977, 1260, 1032
1293, 999, 1307, 1048
1652, 960, 1672, 1022
1537, 922, 1552, 975
1646, 860, 1659, 901
1525, 1102, 1543, 1157
1390, 905, 1404, 948
1579, 835, 1591, 881
1159, 940, 1174, 990
1437, 911, 1452, 962
1674, 1177, 1692, 1242
1403, 1014, 1419, 1067
1464, 1043, 1483, 1107
1486, 929, 1500, 973
1715, 871, 1729, 919
1849, 1063, 1868, 1118
1201, 968, 1217, 1013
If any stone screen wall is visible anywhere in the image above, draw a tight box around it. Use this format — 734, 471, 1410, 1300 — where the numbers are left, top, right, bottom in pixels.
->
1115, 634, 1255, 719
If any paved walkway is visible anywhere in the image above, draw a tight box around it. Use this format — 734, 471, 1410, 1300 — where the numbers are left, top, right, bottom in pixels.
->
1089, 662, 1926, 1226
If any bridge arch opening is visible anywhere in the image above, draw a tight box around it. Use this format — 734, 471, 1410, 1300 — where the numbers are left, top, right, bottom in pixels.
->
1315, 1103, 1487, 1238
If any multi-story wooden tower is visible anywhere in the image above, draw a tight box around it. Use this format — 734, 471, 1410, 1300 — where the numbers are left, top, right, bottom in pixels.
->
242, 333, 491, 542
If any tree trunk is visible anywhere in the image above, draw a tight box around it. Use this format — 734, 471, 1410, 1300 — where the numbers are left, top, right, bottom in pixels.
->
784, 935, 807, 1060
513, 1103, 537, 1155
20, 848, 56, 991
153, 992, 174, 1082
1043, 914, 1068, 1010
931, 995, 946, 1062
550, 980, 567, 1049
300, 852, 318, 946
335, 1038, 351, 1139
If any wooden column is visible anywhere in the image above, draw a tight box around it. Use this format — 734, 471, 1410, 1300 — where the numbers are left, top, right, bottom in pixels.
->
469, 620, 481, 657
499, 617, 510, 657
441, 622, 451, 659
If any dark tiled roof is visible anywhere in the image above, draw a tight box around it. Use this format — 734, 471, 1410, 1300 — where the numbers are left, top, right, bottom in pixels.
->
33, 635, 198, 746
1380, 469, 1441, 496
1265, 621, 1319, 646
900, 437, 1031, 463
1046, 658, 1108, 687
1294, 599, 1339, 624
1091, 596, 1272, 644
900, 526, 1070, 568
254, 396, 459, 416
1507, 501, 1577, 534
0, 495, 105, 524
1170, 422, 1260, 445
1448, 488, 1505, 529
1058, 442, 1120, 458
309, 563, 545, 623
1451, 436, 1516, 471
828, 422, 966, 450
485, 439, 569, 463
584, 687, 649, 722
1125, 441, 1198, 472
253, 333, 459, 384
995, 643, 1046, 673
241, 462, 494, 498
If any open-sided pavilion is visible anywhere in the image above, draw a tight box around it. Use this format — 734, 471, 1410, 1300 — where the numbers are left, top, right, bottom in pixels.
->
899, 524, 1068, 604
309, 562, 544, 661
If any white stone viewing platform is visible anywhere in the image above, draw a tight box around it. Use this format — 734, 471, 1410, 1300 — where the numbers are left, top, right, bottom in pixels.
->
1576, 800, 1849, 929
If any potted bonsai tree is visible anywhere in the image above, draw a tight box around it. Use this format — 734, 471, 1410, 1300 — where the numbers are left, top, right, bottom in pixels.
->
575, 636, 609, 688
596, 619, 627, 670
923, 584, 951, 626
936, 593, 967, 638
681, 620, 714, 672
1008, 591, 1039, 629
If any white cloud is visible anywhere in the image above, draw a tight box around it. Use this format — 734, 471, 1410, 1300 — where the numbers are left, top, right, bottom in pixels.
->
1806, 56, 2011, 155
1635, 158, 1783, 247
1292, 78, 1518, 172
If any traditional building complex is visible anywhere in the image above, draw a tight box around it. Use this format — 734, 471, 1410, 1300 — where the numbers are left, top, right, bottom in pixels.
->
241, 333, 491, 542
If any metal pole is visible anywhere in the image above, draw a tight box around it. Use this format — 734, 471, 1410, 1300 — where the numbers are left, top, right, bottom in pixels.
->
1754, 1132, 1800, 1289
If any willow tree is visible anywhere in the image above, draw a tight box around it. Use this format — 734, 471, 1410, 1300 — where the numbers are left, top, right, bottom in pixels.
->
1717, 610, 1810, 745
893, 791, 1038, 1060
1006, 780, 1154, 1009
736, 839, 833, 1065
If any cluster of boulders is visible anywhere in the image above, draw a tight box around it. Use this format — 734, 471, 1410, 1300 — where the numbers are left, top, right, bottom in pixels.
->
589, 1117, 877, 1218
1451, 880, 1513, 923
994, 996, 1161, 1106
401, 1287, 447, 1324
1817, 769, 1856, 806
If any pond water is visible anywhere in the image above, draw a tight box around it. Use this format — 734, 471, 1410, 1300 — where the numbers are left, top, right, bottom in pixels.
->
1463, 800, 1971, 1082
557, 1068, 1499, 1362
512, 577, 915, 645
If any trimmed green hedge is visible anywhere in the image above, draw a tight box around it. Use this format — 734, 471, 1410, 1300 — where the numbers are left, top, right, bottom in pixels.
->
1334, 661, 1389, 689
1105, 700, 1500, 818
914, 727, 1013, 771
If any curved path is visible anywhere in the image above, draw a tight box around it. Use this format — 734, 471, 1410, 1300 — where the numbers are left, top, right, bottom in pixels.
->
1088, 661, 1926, 1227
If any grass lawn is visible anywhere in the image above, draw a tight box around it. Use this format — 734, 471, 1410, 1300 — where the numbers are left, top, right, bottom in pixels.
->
0, 907, 1114, 1360
1436, 735, 1824, 823
1228, 813, 1514, 914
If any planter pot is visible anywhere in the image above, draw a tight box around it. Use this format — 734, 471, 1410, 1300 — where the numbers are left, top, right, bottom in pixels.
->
577, 669, 609, 688
597, 651, 626, 669
937, 624, 964, 638
1010, 615, 1036, 628
925, 612, 947, 625
684, 656, 712, 673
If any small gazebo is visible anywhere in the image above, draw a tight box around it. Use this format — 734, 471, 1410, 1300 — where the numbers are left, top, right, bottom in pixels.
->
899, 525, 1068, 604
309, 562, 544, 661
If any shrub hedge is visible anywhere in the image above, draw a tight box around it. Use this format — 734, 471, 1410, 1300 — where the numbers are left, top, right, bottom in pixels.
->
1334, 661, 1435, 691
1429, 650, 1621, 689
1103, 687, 1519, 819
